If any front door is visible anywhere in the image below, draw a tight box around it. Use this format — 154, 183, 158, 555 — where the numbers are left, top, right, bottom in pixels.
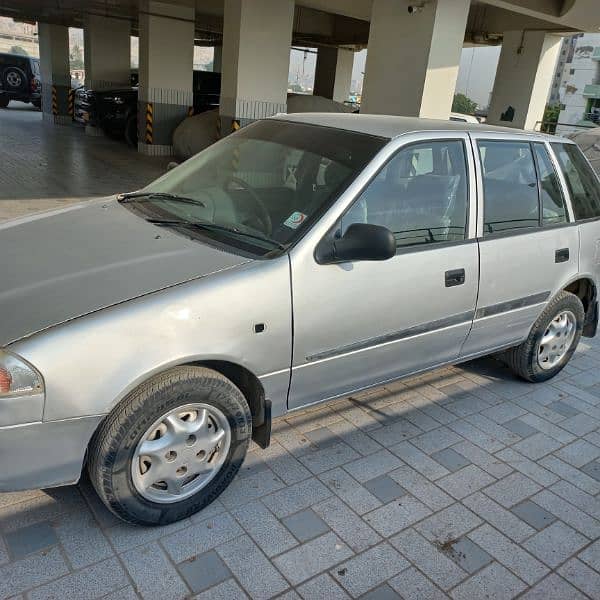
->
288, 133, 480, 410
461, 134, 579, 357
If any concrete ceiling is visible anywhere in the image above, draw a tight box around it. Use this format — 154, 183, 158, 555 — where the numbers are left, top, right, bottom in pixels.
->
0, 0, 596, 48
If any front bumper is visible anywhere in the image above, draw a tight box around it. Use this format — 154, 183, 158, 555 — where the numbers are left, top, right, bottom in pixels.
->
0, 416, 102, 491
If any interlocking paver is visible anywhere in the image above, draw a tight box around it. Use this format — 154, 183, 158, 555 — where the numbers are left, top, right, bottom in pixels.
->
519, 573, 588, 600
523, 521, 588, 568
430, 448, 471, 472
363, 475, 407, 503
511, 432, 563, 460
532, 489, 600, 538
388, 566, 448, 600
27, 557, 128, 600
468, 523, 549, 584
415, 503, 482, 543
297, 573, 350, 599
503, 418, 539, 438
319, 468, 382, 515
388, 465, 454, 511
494, 447, 559, 486
483, 472, 542, 508
510, 499, 557, 530
578, 539, 600, 571
451, 440, 513, 478
342, 449, 403, 483
331, 543, 408, 597
217, 534, 289, 599
4, 522, 59, 560
121, 542, 189, 600
449, 562, 527, 600
193, 578, 249, 600
436, 465, 496, 500
273, 532, 353, 586
390, 528, 467, 591
558, 558, 600, 600
463, 492, 536, 543
312, 496, 382, 553
282, 508, 330, 542
262, 477, 332, 518
390, 441, 450, 480
412, 427, 463, 455
540, 455, 600, 494
364, 495, 432, 537
177, 550, 232, 594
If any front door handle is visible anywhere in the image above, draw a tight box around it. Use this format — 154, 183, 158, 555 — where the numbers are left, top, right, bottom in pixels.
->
445, 268, 465, 287
555, 248, 570, 263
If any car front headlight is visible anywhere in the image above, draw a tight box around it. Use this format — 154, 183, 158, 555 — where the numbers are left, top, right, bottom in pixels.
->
0, 350, 44, 397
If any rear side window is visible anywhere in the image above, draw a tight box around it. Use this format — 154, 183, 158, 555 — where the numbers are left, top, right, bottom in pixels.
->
532, 143, 567, 225
478, 141, 539, 234
551, 143, 600, 220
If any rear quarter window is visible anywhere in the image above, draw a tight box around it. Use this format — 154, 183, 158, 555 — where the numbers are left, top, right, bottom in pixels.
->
551, 142, 600, 220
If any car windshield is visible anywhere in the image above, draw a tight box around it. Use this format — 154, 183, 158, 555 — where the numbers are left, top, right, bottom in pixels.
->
124, 120, 386, 256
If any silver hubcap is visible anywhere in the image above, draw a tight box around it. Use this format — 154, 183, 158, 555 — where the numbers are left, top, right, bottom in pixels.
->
537, 310, 576, 370
131, 403, 231, 504
6, 72, 21, 87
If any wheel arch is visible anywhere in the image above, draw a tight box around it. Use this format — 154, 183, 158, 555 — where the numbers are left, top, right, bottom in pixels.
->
561, 275, 598, 337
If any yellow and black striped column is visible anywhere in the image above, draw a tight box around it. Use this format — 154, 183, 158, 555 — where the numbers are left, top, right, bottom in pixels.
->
51, 86, 58, 116
67, 88, 74, 118
145, 103, 154, 145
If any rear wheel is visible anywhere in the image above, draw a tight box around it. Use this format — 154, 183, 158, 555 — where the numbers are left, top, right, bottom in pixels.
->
87, 366, 251, 525
504, 290, 584, 382
2, 67, 27, 93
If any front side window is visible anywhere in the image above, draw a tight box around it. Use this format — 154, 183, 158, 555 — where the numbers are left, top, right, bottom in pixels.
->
124, 120, 385, 256
551, 142, 600, 220
340, 140, 469, 247
479, 140, 539, 234
533, 143, 567, 225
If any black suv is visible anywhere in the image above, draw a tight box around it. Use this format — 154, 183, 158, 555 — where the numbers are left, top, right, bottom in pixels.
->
74, 70, 220, 146
0, 53, 41, 108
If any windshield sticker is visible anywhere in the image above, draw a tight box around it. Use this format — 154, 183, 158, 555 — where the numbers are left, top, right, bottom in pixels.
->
284, 211, 307, 229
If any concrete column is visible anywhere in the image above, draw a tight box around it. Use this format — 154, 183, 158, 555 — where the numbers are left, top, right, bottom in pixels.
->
313, 46, 354, 103
220, 0, 294, 130
487, 31, 562, 130
84, 15, 131, 89
38, 23, 71, 125
361, 0, 470, 119
138, 0, 195, 155
213, 46, 222, 73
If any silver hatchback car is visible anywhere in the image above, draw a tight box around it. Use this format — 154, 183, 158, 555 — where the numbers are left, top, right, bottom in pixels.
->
2, 114, 600, 525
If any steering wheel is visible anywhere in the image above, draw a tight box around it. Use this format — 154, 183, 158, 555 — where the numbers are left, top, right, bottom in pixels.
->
223, 176, 272, 236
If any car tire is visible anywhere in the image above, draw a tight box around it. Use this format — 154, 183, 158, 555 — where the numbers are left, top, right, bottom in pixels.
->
87, 366, 251, 526
2, 67, 27, 93
124, 114, 137, 147
0, 95, 9, 108
504, 290, 584, 382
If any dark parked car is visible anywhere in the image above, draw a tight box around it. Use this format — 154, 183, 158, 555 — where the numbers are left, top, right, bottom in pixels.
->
0, 52, 41, 108
74, 70, 220, 146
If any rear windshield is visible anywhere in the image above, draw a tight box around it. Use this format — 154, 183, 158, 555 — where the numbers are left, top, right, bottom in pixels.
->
132, 120, 386, 256
552, 142, 600, 220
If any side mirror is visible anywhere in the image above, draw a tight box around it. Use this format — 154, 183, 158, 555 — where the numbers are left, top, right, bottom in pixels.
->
316, 223, 396, 264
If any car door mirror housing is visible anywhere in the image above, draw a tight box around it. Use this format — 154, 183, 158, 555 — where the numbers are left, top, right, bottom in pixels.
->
316, 223, 396, 264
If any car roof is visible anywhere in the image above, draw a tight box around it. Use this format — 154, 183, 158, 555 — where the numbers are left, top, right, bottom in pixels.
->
270, 112, 564, 143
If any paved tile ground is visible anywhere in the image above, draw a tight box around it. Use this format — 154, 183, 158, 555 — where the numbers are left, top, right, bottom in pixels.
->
2, 341, 600, 599
0, 102, 167, 222
2, 102, 600, 599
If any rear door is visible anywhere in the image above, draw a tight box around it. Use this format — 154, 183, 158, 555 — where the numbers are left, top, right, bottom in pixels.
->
461, 133, 579, 357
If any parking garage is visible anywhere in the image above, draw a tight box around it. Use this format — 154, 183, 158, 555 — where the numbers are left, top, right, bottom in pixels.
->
3, 1, 600, 599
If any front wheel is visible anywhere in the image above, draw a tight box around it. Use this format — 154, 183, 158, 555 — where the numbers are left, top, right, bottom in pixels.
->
504, 290, 584, 382
87, 366, 251, 525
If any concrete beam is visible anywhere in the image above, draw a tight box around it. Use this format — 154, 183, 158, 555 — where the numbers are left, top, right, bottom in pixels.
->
487, 30, 562, 129
361, 0, 470, 119
38, 22, 71, 125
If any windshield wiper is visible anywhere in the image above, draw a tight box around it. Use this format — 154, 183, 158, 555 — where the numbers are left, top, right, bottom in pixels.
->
118, 191, 205, 208
146, 218, 287, 251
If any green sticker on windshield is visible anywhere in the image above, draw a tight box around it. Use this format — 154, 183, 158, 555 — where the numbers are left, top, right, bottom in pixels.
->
283, 211, 307, 230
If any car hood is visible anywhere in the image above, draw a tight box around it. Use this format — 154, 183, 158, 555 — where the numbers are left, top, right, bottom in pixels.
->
0, 199, 250, 345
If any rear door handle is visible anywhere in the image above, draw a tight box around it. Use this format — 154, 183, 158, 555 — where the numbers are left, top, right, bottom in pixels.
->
555, 248, 570, 263
445, 268, 465, 287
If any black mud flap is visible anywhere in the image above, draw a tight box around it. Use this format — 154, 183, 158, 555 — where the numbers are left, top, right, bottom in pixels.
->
252, 399, 272, 449
583, 300, 598, 338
